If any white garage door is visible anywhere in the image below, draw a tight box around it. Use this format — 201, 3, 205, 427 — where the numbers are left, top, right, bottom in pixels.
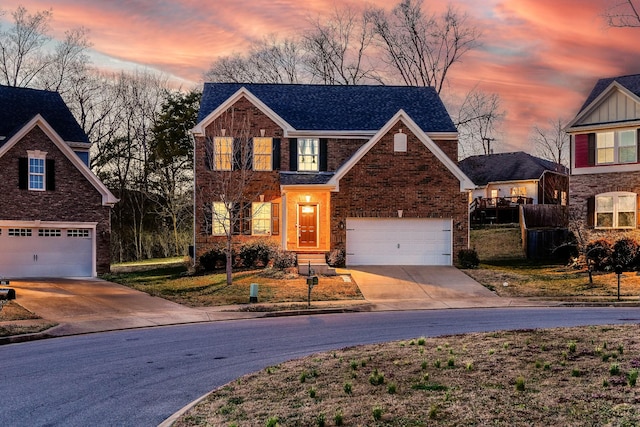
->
346, 218, 452, 265
0, 226, 93, 278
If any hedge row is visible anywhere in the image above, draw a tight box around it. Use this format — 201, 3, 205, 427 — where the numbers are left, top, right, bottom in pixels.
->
199, 239, 297, 271
585, 237, 640, 271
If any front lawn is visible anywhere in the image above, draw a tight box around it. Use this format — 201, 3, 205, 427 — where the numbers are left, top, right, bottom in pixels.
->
464, 260, 640, 300
104, 265, 364, 307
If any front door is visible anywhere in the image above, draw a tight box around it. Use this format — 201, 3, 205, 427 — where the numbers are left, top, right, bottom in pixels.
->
298, 205, 317, 247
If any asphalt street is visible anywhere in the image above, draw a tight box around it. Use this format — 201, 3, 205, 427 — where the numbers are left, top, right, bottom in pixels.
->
2, 307, 640, 426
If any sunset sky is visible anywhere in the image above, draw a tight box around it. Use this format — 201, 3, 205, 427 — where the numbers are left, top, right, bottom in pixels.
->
3, 0, 640, 153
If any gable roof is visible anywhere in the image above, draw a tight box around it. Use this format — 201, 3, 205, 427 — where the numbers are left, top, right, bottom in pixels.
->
578, 74, 640, 113
327, 110, 474, 192
458, 152, 566, 187
196, 83, 457, 135
0, 114, 117, 206
0, 85, 89, 145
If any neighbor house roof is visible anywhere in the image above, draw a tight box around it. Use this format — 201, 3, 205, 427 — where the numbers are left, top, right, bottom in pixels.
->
0, 85, 89, 145
578, 73, 640, 113
197, 83, 457, 133
458, 152, 566, 187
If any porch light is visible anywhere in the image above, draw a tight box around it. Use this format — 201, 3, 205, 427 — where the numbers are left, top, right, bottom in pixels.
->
305, 195, 311, 203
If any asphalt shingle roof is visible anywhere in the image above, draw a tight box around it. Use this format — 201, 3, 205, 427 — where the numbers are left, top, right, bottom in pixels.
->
0, 85, 88, 145
198, 83, 456, 133
458, 152, 566, 186
579, 73, 640, 113
279, 172, 335, 185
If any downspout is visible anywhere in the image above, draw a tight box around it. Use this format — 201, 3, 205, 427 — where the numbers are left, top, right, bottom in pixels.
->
190, 131, 197, 268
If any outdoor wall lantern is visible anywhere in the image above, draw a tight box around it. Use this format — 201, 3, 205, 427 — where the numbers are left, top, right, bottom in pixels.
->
305, 195, 311, 203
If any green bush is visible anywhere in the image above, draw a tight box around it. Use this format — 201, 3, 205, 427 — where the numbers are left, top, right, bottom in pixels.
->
326, 249, 346, 267
239, 239, 278, 268
199, 244, 229, 271
457, 249, 480, 268
613, 238, 638, 270
272, 250, 297, 269
585, 239, 613, 271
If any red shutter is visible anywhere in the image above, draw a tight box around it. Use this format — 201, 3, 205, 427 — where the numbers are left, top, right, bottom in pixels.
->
574, 134, 591, 168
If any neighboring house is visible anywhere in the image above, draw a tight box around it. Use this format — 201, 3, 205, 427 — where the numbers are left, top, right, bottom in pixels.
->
566, 74, 640, 234
192, 83, 474, 267
459, 152, 568, 224
0, 85, 117, 278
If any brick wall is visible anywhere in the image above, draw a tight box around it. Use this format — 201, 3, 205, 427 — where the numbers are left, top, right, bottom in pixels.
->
0, 126, 112, 274
330, 120, 469, 262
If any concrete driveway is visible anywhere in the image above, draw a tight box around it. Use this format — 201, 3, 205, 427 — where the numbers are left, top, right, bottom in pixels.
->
344, 266, 519, 310
8, 278, 253, 336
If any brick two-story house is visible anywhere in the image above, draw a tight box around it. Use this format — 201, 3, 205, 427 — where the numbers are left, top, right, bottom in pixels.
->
566, 74, 640, 236
0, 85, 117, 277
192, 83, 474, 267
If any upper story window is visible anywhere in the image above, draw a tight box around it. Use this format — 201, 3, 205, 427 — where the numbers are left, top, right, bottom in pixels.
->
595, 192, 636, 229
298, 138, 319, 171
213, 137, 233, 171
596, 130, 636, 165
28, 151, 47, 191
253, 137, 272, 171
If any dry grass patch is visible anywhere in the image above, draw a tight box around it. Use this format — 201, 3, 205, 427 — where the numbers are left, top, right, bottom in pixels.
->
175, 324, 640, 426
0, 301, 56, 337
105, 267, 363, 307
464, 262, 640, 299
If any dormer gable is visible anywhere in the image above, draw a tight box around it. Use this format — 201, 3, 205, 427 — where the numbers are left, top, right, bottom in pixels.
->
567, 81, 640, 131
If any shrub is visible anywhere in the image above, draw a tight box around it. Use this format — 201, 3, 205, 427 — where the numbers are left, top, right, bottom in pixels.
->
239, 239, 278, 268
585, 239, 613, 271
334, 410, 344, 426
272, 250, 297, 269
628, 369, 638, 387
199, 244, 229, 271
515, 376, 525, 392
457, 248, 480, 269
372, 406, 383, 421
613, 238, 638, 270
326, 249, 346, 267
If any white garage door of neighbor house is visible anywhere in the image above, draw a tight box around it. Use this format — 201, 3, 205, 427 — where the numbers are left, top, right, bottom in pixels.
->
0, 227, 93, 278
346, 218, 452, 266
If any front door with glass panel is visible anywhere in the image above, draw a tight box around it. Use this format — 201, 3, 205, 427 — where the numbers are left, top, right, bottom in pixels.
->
298, 205, 317, 247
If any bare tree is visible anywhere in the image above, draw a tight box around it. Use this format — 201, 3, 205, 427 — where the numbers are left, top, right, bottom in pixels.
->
454, 87, 504, 157
0, 6, 90, 90
302, 5, 382, 85
205, 35, 303, 83
368, 0, 480, 93
604, 0, 640, 27
531, 118, 569, 167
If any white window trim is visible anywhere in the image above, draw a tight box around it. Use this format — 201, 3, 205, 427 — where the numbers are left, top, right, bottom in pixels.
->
595, 191, 637, 229
252, 202, 271, 235
253, 137, 273, 171
27, 150, 47, 191
596, 129, 637, 165
298, 138, 319, 171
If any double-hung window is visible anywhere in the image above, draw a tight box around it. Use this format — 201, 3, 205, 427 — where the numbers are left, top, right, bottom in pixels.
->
28, 152, 46, 191
253, 137, 272, 171
596, 130, 637, 165
595, 192, 636, 229
213, 137, 233, 171
252, 202, 271, 235
298, 138, 319, 171
212, 201, 231, 235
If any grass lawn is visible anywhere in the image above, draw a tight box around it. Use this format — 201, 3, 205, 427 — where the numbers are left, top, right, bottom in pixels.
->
0, 301, 57, 337
175, 324, 640, 426
103, 265, 364, 308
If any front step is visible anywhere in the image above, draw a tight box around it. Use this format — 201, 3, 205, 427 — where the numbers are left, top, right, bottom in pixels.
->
297, 253, 336, 276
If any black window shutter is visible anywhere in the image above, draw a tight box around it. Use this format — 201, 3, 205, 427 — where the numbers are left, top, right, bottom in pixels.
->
233, 138, 242, 170
271, 203, 280, 235
46, 159, 55, 191
289, 138, 298, 171
231, 203, 241, 234
272, 138, 281, 170
587, 196, 595, 227
319, 138, 328, 171
203, 202, 213, 235
587, 133, 596, 166
247, 138, 253, 171
243, 203, 252, 235
204, 138, 213, 170
18, 157, 28, 189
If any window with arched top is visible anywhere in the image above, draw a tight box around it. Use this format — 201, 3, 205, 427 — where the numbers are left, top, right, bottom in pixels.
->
595, 192, 637, 229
